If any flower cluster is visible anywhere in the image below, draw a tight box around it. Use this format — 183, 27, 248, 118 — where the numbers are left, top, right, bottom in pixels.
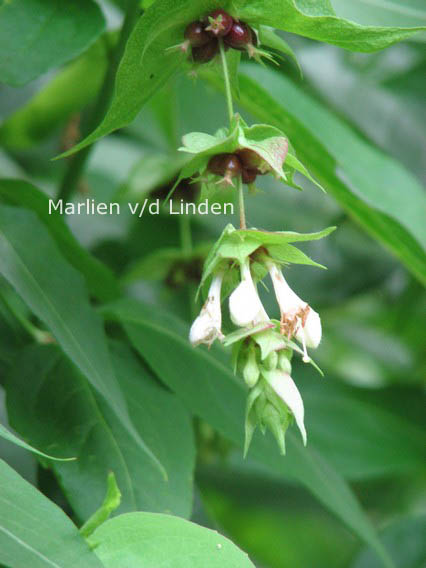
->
180, 9, 259, 63
189, 224, 333, 454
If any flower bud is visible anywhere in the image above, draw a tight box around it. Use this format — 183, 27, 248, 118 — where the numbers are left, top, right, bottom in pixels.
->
242, 345, 260, 388
262, 369, 307, 446
263, 350, 278, 371
278, 350, 292, 373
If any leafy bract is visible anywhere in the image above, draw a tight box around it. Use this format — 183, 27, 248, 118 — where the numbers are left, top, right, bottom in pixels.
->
0, 459, 103, 568
0, 0, 105, 86
177, 117, 318, 194
200, 224, 335, 288
89, 512, 255, 567
0, 205, 165, 478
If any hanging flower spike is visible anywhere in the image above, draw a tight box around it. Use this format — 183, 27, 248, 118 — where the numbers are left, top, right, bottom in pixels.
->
189, 272, 224, 347
229, 260, 269, 327
262, 368, 307, 446
267, 261, 322, 362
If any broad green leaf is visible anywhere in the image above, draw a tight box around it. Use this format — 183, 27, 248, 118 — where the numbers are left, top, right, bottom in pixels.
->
332, 0, 426, 29
0, 0, 105, 86
0, 179, 120, 302
353, 515, 426, 568
236, 65, 426, 283
7, 343, 195, 520
299, 44, 426, 182
89, 512, 255, 567
56, 0, 425, 157
0, 423, 74, 462
301, 371, 426, 480
0, 459, 103, 568
0, 36, 111, 149
0, 205, 165, 477
237, 0, 425, 51
103, 299, 393, 568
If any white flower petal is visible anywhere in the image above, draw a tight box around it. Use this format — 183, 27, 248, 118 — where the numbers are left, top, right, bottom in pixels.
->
189, 273, 223, 346
229, 262, 269, 327
268, 262, 322, 350
296, 309, 322, 349
264, 369, 307, 445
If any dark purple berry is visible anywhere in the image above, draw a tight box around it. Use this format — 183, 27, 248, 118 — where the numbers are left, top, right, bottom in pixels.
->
205, 9, 234, 37
241, 169, 257, 184
224, 21, 252, 50
191, 39, 219, 63
184, 21, 211, 47
236, 148, 262, 170
208, 153, 242, 179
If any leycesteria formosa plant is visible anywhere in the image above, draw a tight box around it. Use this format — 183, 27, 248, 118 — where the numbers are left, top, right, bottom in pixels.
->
170, 8, 335, 455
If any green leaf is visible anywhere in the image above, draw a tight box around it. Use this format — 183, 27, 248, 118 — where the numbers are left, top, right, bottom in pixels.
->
237, 0, 425, 52
0, 459, 103, 568
353, 515, 426, 568
0, 0, 105, 86
0, 36, 111, 149
7, 343, 195, 520
89, 512, 255, 567
56, 0, 228, 159
0, 423, 74, 462
0, 205, 165, 478
332, 0, 426, 29
236, 65, 426, 283
301, 372, 426, 480
103, 299, 394, 568
80, 472, 121, 538
0, 179, 120, 302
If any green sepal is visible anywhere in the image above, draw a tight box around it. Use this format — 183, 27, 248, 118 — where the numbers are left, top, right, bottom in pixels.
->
253, 329, 287, 360
223, 321, 274, 347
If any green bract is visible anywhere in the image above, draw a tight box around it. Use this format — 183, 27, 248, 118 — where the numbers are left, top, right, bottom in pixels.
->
200, 223, 336, 293
171, 115, 323, 199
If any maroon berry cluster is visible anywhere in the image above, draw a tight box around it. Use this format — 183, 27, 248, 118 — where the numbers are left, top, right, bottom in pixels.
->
207, 149, 267, 185
184, 9, 257, 63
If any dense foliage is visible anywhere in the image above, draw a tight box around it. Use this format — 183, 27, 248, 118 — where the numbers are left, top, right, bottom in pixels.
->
0, 1, 425, 567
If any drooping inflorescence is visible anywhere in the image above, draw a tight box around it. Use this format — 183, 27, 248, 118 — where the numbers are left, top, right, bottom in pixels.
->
167, 8, 334, 456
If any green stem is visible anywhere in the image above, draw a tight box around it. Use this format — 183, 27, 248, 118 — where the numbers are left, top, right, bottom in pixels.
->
219, 38, 234, 124
179, 215, 192, 257
238, 176, 246, 229
56, 1, 140, 201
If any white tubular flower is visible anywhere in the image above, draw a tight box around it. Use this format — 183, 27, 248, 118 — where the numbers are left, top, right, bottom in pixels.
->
267, 262, 321, 361
263, 369, 307, 446
189, 273, 224, 347
229, 260, 269, 327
